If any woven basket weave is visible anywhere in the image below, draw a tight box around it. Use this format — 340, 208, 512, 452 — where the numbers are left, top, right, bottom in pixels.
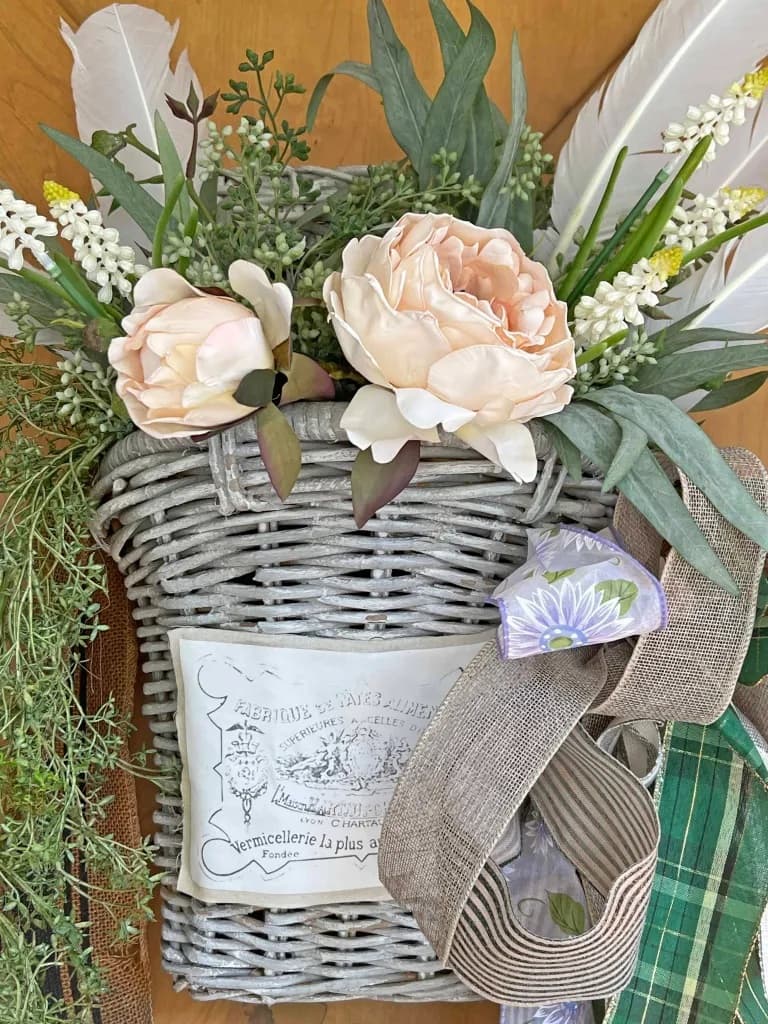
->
92, 401, 615, 1004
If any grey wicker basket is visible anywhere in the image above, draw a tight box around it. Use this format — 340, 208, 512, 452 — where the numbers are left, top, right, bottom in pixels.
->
92, 401, 615, 1004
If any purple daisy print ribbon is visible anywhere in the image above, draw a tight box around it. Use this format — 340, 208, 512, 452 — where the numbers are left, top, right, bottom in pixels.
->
490, 527, 667, 659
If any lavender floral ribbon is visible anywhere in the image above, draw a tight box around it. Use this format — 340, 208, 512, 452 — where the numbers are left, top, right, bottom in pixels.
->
490, 527, 668, 660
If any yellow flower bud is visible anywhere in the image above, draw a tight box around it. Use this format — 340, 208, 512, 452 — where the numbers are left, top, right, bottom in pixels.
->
649, 246, 684, 280
42, 181, 80, 206
742, 68, 768, 101
722, 186, 768, 216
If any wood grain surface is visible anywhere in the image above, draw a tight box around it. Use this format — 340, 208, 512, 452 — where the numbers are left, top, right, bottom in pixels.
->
3, 1, 766, 1020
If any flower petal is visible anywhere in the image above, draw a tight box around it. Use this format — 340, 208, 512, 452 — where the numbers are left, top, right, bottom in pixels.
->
455, 419, 538, 482
228, 260, 292, 347
323, 279, 390, 387
341, 385, 439, 463
394, 387, 475, 432
428, 344, 573, 421
195, 316, 273, 389
132, 267, 204, 308
333, 273, 450, 388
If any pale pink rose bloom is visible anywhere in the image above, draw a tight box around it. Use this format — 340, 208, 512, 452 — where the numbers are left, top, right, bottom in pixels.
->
324, 212, 575, 480
109, 262, 292, 438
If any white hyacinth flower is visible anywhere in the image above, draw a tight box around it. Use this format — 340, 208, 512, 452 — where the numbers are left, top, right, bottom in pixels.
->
663, 186, 768, 252
0, 188, 57, 271
662, 68, 768, 162
573, 248, 683, 345
43, 181, 139, 303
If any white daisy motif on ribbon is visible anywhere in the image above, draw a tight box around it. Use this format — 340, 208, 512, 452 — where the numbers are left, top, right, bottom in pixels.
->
523, 807, 557, 857
494, 580, 634, 658
490, 526, 667, 660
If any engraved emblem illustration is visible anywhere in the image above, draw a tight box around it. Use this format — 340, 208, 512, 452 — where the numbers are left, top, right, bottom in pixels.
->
222, 721, 268, 825
277, 725, 411, 793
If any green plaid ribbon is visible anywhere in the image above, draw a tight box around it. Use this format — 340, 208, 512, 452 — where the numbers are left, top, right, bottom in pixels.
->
738, 948, 768, 1024
606, 721, 768, 1024
739, 569, 768, 685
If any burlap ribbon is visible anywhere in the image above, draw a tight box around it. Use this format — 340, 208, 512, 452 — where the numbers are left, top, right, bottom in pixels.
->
379, 448, 768, 1006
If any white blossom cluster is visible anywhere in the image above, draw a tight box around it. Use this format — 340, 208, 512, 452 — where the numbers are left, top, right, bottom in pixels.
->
198, 117, 273, 180
663, 186, 767, 252
574, 328, 658, 395
573, 248, 683, 345
44, 182, 140, 303
0, 189, 56, 271
662, 69, 768, 162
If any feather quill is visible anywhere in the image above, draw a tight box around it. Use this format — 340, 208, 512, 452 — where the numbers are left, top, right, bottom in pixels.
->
548, 0, 768, 272
61, 4, 201, 241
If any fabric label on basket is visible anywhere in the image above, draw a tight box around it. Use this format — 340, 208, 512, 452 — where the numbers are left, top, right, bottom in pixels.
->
170, 627, 490, 907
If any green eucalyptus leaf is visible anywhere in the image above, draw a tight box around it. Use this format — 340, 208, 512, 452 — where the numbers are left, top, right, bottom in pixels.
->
0, 272, 65, 322
234, 368, 278, 408
256, 403, 302, 500
154, 111, 191, 221
547, 892, 586, 936
417, 3, 495, 186
367, 0, 430, 165
546, 403, 737, 592
657, 326, 764, 357
595, 578, 639, 615
476, 33, 526, 229
586, 386, 768, 555
42, 125, 163, 241
633, 343, 768, 398
507, 192, 533, 252
427, 0, 497, 185
306, 61, 380, 131
540, 420, 582, 483
351, 441, 420, 527
199, 172, 219, 218
691, 371, 768, 411
602, 416, 648, 493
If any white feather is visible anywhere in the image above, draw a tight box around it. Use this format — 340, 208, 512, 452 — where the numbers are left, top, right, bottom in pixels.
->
695, 93, 768, 193
61, 4, 202, 242
548, 0, 768, 272
666, 229, 768, 331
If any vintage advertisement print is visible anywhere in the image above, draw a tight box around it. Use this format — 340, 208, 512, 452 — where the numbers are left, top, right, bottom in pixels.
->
171, 628, 489, 907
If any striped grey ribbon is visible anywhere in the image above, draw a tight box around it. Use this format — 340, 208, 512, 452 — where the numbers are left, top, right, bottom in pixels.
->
379, 448, 768, 1005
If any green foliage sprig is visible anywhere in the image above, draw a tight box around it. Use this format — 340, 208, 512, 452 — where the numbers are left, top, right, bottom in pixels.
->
0, 340, 155, 1023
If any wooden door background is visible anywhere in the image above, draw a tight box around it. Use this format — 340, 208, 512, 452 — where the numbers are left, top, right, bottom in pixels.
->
2, 1, 766, 1021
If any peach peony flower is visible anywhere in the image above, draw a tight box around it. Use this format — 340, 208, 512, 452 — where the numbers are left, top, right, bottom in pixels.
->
323, 212, 575, 481
108, 262, 292, 438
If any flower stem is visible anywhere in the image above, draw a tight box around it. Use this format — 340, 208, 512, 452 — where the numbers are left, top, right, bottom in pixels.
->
567, 167, 672, 303
576, 328, 628, 366
558, 146, 628, 302
681, 209, 768, 266
152, 175, 187, 268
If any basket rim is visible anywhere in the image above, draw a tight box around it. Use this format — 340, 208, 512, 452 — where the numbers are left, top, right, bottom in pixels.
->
97, 401, 556, 480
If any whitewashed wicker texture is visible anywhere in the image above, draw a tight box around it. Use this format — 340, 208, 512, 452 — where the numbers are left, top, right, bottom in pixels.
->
94, 401, 615, 1003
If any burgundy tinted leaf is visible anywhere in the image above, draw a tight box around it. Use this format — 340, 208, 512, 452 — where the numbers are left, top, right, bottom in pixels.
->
166, 94, 192, 121
272, 337, 292, 372
186, 82, 200, 115
256, 403, 302, 500
280, 354, 335, 405
351, 441, 420, 528
200, 90, 220, 118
